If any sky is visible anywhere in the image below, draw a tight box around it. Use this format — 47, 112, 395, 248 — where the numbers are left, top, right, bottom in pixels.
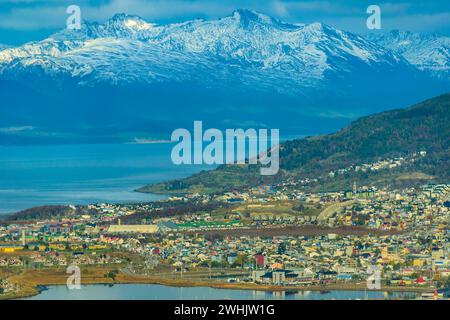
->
1, 0, 450, 45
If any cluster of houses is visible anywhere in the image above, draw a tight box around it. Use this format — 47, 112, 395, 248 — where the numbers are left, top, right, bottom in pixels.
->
0, 279, 19, 296
136, 229, 448, 287
327, 151, 427, 179
0, 181, 448, 292
327, 187, 449, 231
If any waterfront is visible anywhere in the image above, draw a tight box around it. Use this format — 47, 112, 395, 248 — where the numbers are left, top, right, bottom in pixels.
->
0, 135, 304, 215
0, 143, 212, 214
24, 284, 419, 300
0, 141, 447, 301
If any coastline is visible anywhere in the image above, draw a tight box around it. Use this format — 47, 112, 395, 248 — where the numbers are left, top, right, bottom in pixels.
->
2, 267, 431, 300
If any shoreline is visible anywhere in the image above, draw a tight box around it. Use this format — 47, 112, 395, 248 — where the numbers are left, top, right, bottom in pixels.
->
3, 268, 431, 300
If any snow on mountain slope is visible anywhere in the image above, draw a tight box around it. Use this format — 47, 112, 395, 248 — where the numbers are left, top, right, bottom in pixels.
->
367, 30, 450, 77
0, 9, 411, 89
1, 10, 449, 145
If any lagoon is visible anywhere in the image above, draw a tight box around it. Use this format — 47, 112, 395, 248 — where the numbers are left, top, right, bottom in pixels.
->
24, 284, 419, 300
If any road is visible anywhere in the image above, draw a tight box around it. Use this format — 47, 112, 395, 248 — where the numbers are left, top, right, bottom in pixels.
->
317, 200, 356, 224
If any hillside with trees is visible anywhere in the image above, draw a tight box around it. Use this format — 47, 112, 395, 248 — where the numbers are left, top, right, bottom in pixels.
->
139, 93, 450, 194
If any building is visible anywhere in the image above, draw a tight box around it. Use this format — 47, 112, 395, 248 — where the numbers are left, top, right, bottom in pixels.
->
272, 271, 286, 284
254, 253, 265, 268
0, 245, 24, 253
227, 252, 238, 265
107, 224, 159, 234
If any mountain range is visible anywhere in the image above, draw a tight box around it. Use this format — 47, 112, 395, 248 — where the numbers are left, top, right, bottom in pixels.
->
139, 93, 450, 194
367, 30, 450, 79
0, 9, 449, 145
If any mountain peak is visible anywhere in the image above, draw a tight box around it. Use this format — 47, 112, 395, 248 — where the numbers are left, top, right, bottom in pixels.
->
370, 29, 439, 42
106, 13, 156, 32
1, 8, 448, 90
232, 9, 264, 20
367, 29, 449, 75
304, 22, 324, 31
110, 13, 144, 22
302, 22, 337, 34
229, 8, 285, 28
0, 10, 447, 148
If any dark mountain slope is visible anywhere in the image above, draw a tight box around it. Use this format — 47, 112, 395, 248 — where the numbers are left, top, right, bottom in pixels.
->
139, 93, 450, 194
281, 93, 450, 174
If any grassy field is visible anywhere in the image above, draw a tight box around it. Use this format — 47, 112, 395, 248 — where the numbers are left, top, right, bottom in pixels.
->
228, 200, 321, 219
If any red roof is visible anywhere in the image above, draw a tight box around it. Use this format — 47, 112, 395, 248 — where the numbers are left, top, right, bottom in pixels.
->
415, 277, 426, 283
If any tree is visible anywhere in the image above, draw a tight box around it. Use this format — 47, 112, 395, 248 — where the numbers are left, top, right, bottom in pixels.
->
104, 270, 119, 282
236, 254, 247, 268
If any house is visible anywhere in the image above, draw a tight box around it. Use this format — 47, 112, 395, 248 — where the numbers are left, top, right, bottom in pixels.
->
252, 270, 266, 282
42, 223, 72, 234
337, 273, 353, 281
317, 270, 337, 282
254, 253, 265, 268
272, 271, 286, 284
227, 252, 238, 265
414, 277, 427, 285
258, 269, 297, 284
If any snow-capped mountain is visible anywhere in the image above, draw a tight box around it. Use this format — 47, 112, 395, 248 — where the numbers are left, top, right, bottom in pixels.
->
0, 10, 448, 145
367, 30, 450, 78
0, 9, 413, 89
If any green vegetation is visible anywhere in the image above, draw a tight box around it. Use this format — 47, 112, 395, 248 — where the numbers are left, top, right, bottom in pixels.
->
1, 205, 75, 222
136, 164, 278, 194
138, 93, 450, 194
235, 201, 321, 219
177, 220, 240, 229
2, 205, 96, 222
104, 270, 119, 282
281, 93, 449, 177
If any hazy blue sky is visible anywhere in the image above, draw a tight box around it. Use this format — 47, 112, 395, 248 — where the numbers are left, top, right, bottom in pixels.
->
1, 0, 450, 45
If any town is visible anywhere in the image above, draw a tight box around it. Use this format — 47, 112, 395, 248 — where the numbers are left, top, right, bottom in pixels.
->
0, 180, 448, 300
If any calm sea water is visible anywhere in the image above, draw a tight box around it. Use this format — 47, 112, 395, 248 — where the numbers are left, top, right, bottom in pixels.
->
0, 143, 212, 215
24, 284, 419, 300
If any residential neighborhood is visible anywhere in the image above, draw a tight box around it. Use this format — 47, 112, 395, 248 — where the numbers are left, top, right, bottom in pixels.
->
1, 181, 449, 299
